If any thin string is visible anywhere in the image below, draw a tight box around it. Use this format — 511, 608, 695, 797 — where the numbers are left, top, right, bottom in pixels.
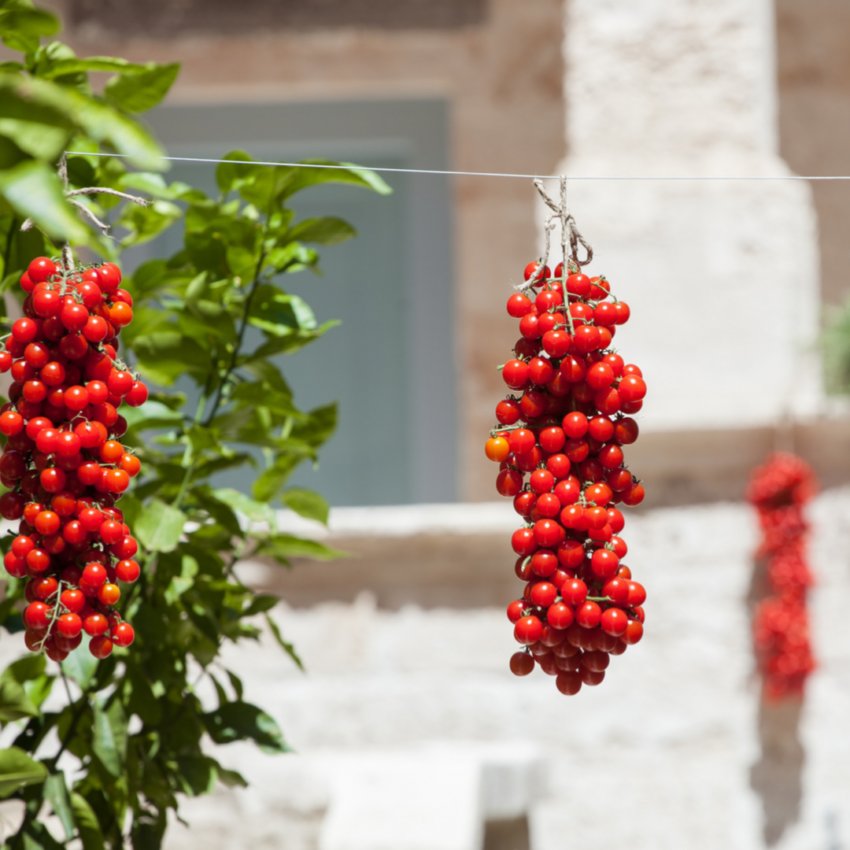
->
64, 152, 850, 181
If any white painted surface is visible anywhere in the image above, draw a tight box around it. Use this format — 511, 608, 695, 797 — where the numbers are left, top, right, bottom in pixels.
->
543, 0, 822, 433
154, 494, 850, 850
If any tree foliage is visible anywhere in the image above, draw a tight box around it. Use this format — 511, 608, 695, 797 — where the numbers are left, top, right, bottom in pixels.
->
0, 4, 391, 847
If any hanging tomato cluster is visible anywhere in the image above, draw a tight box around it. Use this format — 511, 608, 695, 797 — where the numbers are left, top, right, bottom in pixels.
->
747, 452, 817, 701
485, 260, 647, 696
0, 255, 147, 661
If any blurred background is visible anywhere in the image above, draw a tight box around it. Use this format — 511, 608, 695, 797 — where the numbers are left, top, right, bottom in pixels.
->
39, 1, 850, 848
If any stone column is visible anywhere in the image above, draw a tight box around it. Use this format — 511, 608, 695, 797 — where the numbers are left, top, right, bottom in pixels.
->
546, 0, 822, 432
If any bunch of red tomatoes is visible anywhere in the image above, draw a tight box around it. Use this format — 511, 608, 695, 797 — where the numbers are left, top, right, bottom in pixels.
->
747, 452, 816, 700
0, 256, 147, 661
485, 261, 647, 695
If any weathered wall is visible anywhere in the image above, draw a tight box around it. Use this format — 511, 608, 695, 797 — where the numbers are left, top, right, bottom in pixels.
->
44, 0, 567, 502
148, 493, 850, 850
776, 0, 850, 307
40, 0, 850, 503
551, 0, 822, 438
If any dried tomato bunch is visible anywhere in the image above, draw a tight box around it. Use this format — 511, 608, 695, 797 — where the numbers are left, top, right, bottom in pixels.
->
485, 259, 647, 695
0, 255, 147, 661
747, 452, 817, 700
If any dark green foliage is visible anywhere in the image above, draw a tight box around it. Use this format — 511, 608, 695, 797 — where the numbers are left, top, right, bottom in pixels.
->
0, 5, 391, 847
822, 298, 850, 394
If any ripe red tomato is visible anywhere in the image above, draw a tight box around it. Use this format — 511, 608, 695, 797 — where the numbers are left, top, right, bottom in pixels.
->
111, 622, 135, 647
561, 578, 587, 606
502, 360, 529, 390
547, 602, 574, 630
586, 362, 614, 390
576, 601, 602, 629
529, 469, 555, 495
600, 607, 627, 636
507, 293, 533, 318
27, 257, 57, 285
514, 615, 543, 645
97, 263, 122, 292
496, 399, 521, 425
511, 528, 537, 557
509, 651, 535, 676
555, 670, 583, 695
621, 619, 643, 645
89, 635, 114, 658
523, 262, 550, 284
566, 273, 590, 298
115, 558, 141, 583
533, 519, 564, 549
530, 581, 557, 607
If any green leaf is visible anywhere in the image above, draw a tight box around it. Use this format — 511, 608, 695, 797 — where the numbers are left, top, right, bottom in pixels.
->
121, 398, 184, 431
135, 498, 186, 553
0, 678, 37, 724
254, 534, 346, 566
44, 772, 74, 841
0, 117, 67, 161
243, 595, 277, 616
126, 663, 161, 726
1, 653, 45, 685
117, 198, 182, 247
252, 454, 303, 503
250, 319, 338, 358
0, 160, 88, 242
248, 288, 317, 337
263, 242, 319, 275
60, 637, 98, 689
203, 702, 289, 753
2, 653, 53, 712
39, 56, 150, 79
21, 820, 65, 850
281, 488, 330, 524
212, 487, 276, 528
174, 756, 217, 796
0, 75, 164, 169
265, 614, 304, 671
163, 554, 198, 605
0, 8, 60, 54
104, 62, 180, 113
71, 792, 105, 850
92, 699, 128, 777
215, 150, 258, 196
279, 159, 393, 200
292, 403, 337, 449
225, 669, 243, 700
0, 746, 46, 798
288, 216, 357, 246
217, 766, 248, 788
132, 331, 212, 386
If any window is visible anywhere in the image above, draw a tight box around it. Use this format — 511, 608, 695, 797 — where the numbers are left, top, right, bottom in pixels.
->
125, 98, 457, 505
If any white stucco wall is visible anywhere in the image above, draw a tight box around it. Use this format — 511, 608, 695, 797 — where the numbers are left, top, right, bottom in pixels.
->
543, 0, 822, 432
155, 491, 850, 850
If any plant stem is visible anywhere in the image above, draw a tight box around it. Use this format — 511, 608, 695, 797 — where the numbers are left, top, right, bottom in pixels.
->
50, 689, 91, 768
167, 245, 270, 525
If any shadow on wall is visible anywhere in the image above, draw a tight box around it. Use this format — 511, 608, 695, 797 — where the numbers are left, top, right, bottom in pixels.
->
746, 554, 804, 846
750, 700, 804, 847
483, 818, 530, 850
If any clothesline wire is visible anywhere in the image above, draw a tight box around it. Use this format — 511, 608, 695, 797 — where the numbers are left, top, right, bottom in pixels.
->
65, 152, 850, 181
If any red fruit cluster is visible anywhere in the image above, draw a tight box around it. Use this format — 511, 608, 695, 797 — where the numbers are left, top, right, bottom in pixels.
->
0, 256, 146, 662
486, 260, 647, 696
747, 452, 817, 701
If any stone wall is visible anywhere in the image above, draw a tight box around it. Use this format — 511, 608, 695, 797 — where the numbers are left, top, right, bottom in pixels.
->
147, 492, 850, 850
44, 0, 567, 502
39, 0, 850, 501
